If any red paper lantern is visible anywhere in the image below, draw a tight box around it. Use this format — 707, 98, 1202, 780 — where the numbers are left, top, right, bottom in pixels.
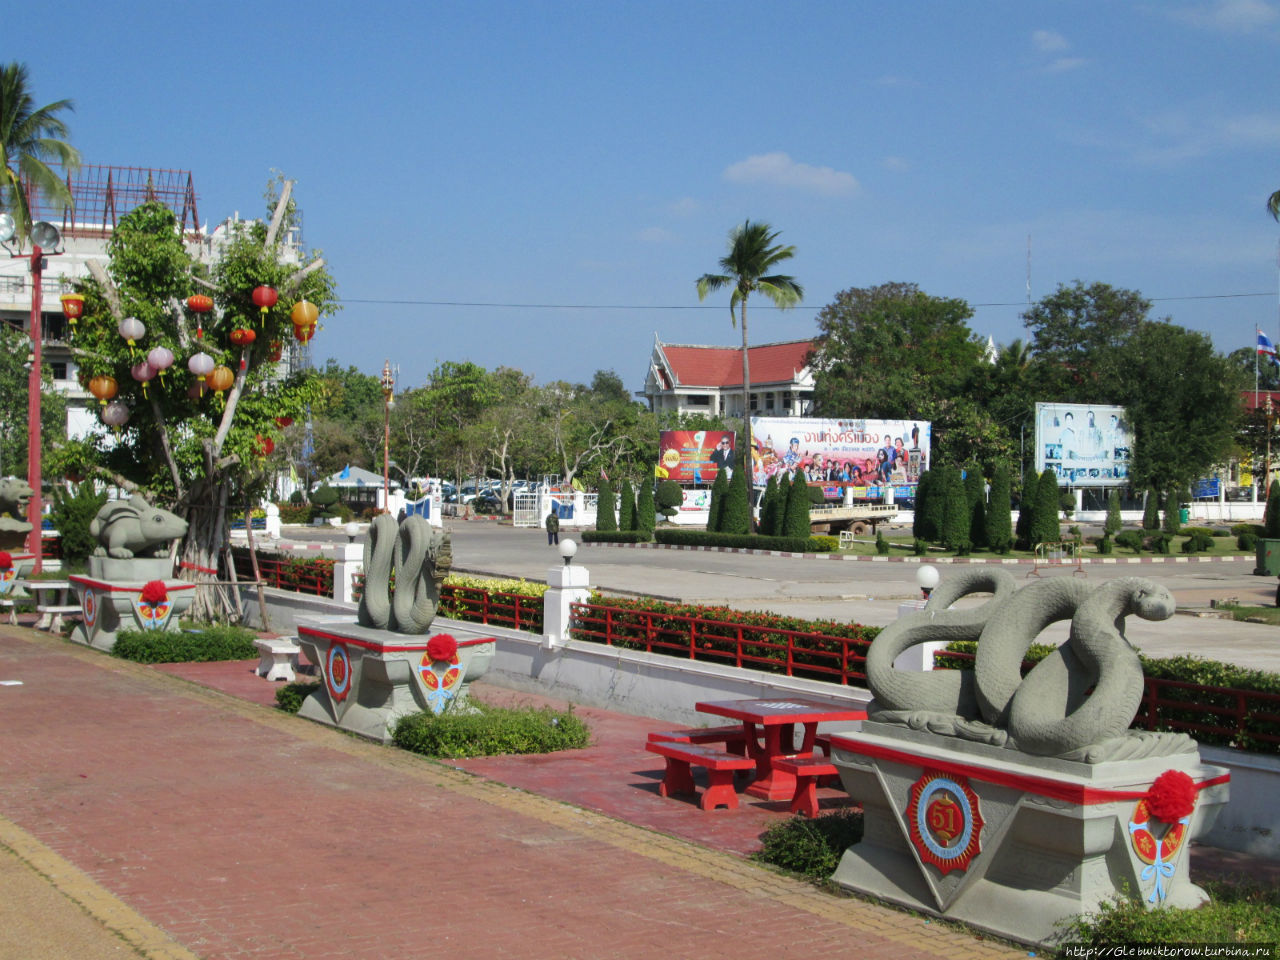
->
293, 321, 316, 344
187, 294, 214, 313
268, 340, 284, 362
252, 286, 278, 312
60, 293, 85, 328
229, 328, 257, 346
255, 434, 275, 456
275, 416, 294, 428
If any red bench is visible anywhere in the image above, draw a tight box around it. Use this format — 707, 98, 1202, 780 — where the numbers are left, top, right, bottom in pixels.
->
647, 724, 748, 755
645, 741, 756, 811
771, 755, 841, 818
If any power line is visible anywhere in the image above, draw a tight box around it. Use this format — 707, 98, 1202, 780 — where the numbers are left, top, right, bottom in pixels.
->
338, 291, 1277, 311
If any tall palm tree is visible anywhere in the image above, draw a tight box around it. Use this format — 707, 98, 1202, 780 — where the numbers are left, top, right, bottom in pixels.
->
0, 62, 79, 242
695, 220, 803, 480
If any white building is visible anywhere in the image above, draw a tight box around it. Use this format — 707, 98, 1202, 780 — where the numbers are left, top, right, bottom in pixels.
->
640, 335, 815, 419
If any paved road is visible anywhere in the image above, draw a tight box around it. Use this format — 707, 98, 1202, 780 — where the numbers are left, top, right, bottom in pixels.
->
288, 520, 1280, 672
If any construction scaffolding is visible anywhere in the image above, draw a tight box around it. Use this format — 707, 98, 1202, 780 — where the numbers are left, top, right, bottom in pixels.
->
27, 165, 201, 240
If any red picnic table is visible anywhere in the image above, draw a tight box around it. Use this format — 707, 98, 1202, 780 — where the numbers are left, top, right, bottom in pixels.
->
695, 698, 867, 802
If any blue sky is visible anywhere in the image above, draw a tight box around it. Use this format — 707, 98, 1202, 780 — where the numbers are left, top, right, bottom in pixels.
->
11, 0, 1280, 394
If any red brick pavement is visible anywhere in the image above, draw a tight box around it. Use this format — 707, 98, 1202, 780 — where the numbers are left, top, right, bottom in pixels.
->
0, 629, 1020, 960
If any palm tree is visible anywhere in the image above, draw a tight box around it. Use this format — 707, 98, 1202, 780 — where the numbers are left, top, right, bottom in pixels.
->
0, 62, 79, 242
695, 220, 803, 481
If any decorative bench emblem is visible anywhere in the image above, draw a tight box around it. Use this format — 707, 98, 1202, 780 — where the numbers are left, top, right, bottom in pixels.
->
419, 633, 461, 714
325, 643, 352, 702
1127, 769, 1196, 903
906, 771, 984, 875
82, 589, 99, 631
134, 580, 173, 630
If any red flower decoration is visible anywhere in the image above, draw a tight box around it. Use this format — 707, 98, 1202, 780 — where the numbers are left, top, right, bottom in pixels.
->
1146, 769, 1197, 823
426, 633, 458, 663
140, 580, 169, 605
0, 551, 11, 571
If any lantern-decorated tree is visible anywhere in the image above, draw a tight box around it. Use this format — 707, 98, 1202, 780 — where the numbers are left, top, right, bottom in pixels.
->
67, 181, 336, 620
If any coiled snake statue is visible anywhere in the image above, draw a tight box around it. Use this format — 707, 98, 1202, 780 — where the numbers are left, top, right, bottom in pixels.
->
867, 572, 1188, 761
357, 514, 452, 634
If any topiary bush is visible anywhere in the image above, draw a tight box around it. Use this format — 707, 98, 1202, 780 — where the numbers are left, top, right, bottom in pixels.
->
275, 680, 320, 713
1094, 535, 1113, 555
47, 482, 108, 566
1239, 531, 1259, 552
1181, 529, 1214, 553
580, 530, 652, 543
1115, 530, 1144, 553
111, 624, 259, 663
753, 810, 864, 879
311, 482, 340, 520
392, 702, 590, 758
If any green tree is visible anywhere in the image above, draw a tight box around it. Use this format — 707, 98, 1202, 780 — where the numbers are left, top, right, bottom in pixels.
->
985, 464, 1013, 553
719, 451, 751, 534
1016, 471, 1039, 549
1034, 470, 1062, 546
656, 479, 683, 521
1118, 321, 1243, 493
618, 478, 636, 531
1022, 281, 1151, 403
1265, 479, 1280, 538
1143, 487, 1161, 531
707, 468, 727, 532
1105, 489, 1123, 537
1227, 346, 1280, 391
73, 185, 335, 621
913, 469, 942, 543
758, 473, 779, 536
964, 465, 987, 549
1161, 490, 1182, 536
783, 473, 812, 539
0, 322, 66, 480
636, 477, 655, 535
0, 62, 79, 240
596, 476, 616, 531
47, 482, 106, 566
939, 465, 969, 552
769, 471, 790, 536
696, 220, 803, 467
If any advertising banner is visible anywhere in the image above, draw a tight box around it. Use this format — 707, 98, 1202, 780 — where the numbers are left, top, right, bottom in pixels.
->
656, 430, 735, 484
1033, 402, 1132, 487
749, 417, 931, 495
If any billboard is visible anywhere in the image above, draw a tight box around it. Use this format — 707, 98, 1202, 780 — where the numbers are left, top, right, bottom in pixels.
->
749, 417, 931, 496
656, 430, 736, 484
1034, 402, 1132, 487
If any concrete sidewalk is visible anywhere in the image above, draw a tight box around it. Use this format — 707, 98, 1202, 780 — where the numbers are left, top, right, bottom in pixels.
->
1, 626, 1027, 960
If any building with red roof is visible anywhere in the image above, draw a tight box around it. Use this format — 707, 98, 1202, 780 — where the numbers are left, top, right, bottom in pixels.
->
640, 335, 816, 419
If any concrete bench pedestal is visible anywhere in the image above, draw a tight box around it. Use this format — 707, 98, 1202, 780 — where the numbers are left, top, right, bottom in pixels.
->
255, 637, 301, 682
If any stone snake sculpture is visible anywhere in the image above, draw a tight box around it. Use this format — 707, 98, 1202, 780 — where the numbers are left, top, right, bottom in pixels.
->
865, 568, 1018, 732
357, 514, 452, 634
866, 572, 1187, 760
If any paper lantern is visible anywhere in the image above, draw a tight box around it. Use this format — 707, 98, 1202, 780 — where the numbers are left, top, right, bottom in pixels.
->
102, 401, 130, 429
275, 416, 294, 428
89, 374, 118, 406
252, 285, 278, 316
290, 299, 318, 328
131, 361, 156, 398
187, 351, 215, 382
60, 293, 85, 328
293, 321, 316, 344
187, 381, 208, 400
268, 340, 284, 362
118, 316, 145, 348
208, 365, 234, 395
229, 328, 256, 347
255, 434, 275, 457
147, 346, 175, 376
187, 294, 213, 340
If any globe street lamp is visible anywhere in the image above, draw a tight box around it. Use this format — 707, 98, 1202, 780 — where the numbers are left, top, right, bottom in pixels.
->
381, 359, 395, 512
1, 217, 64, 574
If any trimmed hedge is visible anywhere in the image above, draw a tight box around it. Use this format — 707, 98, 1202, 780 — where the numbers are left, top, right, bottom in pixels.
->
654, 529, 836, 552
276, 680, 320, 713
581, 530, 653, 544
392, 702, 589, 758
111, 624, 259, 663
753, 810, 864, 879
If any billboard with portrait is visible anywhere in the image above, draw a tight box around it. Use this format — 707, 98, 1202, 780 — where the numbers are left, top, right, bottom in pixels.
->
656, 430, 736, 484
1034, 402, 1132, 487
749, 417, 931, 499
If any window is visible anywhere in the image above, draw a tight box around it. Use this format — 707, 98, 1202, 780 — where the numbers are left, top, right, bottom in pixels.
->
686, 395, 710, 406
749, 393, 758, 411
50, 362, 68, 380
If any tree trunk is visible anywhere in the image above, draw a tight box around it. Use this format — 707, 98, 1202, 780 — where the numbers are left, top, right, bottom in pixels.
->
741, 296, 754, 532
179, 476, 241, 623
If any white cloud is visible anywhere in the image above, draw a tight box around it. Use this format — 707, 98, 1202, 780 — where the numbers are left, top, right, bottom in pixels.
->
1168, 0, 1278, 32
1032, 29, 1070, 52
1120, 107, 1280, 163
637, 226, 676, 244
882, 156, 909, 173
722, 152, 860, 196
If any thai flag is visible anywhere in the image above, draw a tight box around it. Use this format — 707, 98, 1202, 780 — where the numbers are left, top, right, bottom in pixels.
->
1259, 331, 1277, 357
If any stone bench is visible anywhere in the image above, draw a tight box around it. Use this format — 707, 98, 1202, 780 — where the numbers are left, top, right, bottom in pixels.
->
254, 637, 301, 682
645, 741, 756, 811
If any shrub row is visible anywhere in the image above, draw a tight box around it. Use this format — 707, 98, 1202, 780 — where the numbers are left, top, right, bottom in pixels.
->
654, 529, 836, 552
392, 702, 589, 758
275, 680, 320, 713
580, 530, 653, 544
110, 624, 259, 663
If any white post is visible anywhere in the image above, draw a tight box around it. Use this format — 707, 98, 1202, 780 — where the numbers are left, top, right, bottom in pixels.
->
332, 540, 364, 604
264, 502, 281, 540
542, 541, 590, 650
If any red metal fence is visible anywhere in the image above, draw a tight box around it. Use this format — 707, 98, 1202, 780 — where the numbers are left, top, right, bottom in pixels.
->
569, 601, 870, 686
935, 649, 1280, 752
438, 585, 543, 633
230, 553, 333, 596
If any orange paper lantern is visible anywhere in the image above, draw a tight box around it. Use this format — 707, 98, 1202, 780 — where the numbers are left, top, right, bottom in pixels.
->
229, 328, 256, 346
88, 375, 118, 406
208, 365, 234, 394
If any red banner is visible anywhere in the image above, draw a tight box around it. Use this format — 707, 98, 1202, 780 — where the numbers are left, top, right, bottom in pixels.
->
657, 431, 735, 484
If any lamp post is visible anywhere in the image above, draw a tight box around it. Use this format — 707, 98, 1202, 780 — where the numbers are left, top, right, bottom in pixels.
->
381, 359, 395, 512
1, 218, 63, 574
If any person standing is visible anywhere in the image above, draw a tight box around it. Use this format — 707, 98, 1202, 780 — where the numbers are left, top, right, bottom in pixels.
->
546, 509, 560, 546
